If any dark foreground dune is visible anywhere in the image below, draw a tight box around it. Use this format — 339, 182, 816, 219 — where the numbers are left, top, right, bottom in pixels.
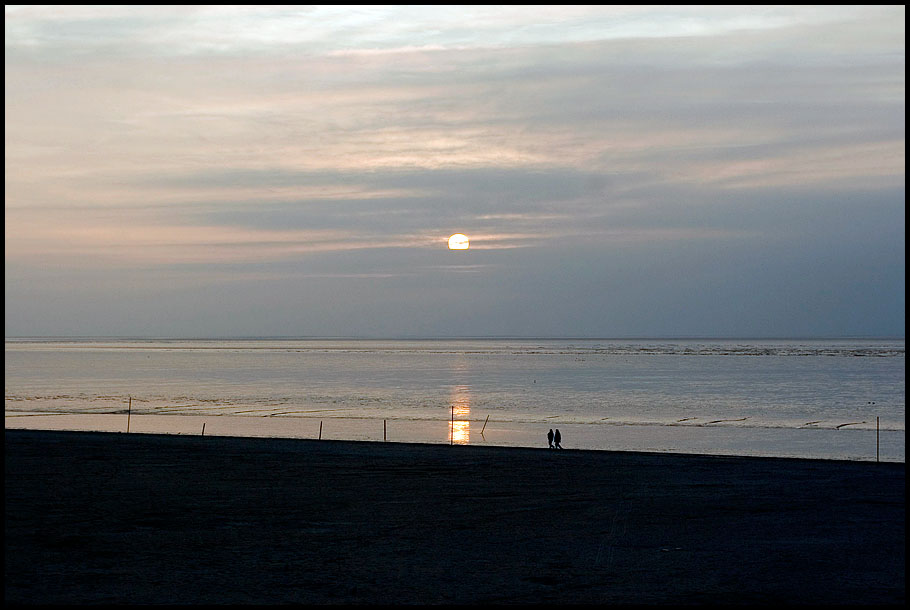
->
4, 429, 905, 605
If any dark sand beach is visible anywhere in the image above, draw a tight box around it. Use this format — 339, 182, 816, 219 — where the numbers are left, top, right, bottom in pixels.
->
5, 429, 905, 605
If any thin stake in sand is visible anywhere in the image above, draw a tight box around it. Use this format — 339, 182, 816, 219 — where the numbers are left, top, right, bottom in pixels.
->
126, 396, 131, 433
481, 414, 490, 437
319, 421, 323, 440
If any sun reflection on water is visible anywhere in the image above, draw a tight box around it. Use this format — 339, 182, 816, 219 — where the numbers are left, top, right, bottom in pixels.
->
449, 385, 471, 444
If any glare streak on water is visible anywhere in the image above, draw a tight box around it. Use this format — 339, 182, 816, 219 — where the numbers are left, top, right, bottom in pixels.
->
4, 338, 905, 459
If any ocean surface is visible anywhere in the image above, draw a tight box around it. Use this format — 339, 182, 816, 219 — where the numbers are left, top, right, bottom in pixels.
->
5, 338, 905, 461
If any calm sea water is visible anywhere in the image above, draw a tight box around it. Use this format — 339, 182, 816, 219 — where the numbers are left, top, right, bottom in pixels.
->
5, 338, 904, 459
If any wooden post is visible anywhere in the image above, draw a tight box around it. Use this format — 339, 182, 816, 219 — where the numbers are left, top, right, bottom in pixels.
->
319, 421, 323, 440
481, 414, 490, 436
451, 405, 454, 445
201, 422, 205, 436
384, 419, 387, 442
876, 416, 879, 462
127, 396, 131, 434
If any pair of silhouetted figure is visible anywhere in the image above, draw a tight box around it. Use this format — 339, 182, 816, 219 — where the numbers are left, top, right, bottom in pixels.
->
547, 428, 562, 449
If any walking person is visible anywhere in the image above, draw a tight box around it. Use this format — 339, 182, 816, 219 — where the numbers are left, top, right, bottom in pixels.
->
554, 428, 562, 449
547, 428, 554, 448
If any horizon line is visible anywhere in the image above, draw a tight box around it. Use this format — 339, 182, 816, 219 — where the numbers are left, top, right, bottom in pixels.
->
4, 334, 905, 342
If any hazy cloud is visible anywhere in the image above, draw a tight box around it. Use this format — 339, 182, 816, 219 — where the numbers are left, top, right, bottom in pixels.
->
4, 5, 904, 337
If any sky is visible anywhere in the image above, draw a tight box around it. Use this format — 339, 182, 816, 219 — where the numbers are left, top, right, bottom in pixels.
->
4, 5, 905, 338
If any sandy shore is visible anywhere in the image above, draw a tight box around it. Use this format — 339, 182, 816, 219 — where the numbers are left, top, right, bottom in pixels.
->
5, 429, 905, 605
7, 412, 904, 462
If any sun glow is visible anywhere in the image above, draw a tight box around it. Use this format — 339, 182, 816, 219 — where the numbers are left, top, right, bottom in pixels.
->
448, 233, 470, 249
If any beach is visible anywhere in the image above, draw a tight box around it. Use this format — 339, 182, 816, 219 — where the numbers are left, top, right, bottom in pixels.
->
4, 429, 905, 605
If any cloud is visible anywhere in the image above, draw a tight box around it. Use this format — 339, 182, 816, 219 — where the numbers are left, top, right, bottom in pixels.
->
4, 5, 904, 337
6, 6, 899, 60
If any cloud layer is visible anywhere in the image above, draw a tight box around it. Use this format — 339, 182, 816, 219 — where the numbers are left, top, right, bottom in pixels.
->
5, 6, 904, 337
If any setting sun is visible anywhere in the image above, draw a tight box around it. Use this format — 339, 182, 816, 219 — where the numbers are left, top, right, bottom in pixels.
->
447, 233, 470, 249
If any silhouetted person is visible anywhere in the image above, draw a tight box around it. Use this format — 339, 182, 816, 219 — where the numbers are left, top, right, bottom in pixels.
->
554, 428, 562, 449
547, 428, 554, 448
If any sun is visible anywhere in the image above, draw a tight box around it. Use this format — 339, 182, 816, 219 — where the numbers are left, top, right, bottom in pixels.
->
447, 233, 470, 250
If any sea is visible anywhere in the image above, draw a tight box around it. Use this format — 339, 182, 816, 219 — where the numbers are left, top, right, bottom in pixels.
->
4, 337, 905, 462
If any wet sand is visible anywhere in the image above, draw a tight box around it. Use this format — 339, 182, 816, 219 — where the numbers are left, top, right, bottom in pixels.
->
4, 429, 905, 605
